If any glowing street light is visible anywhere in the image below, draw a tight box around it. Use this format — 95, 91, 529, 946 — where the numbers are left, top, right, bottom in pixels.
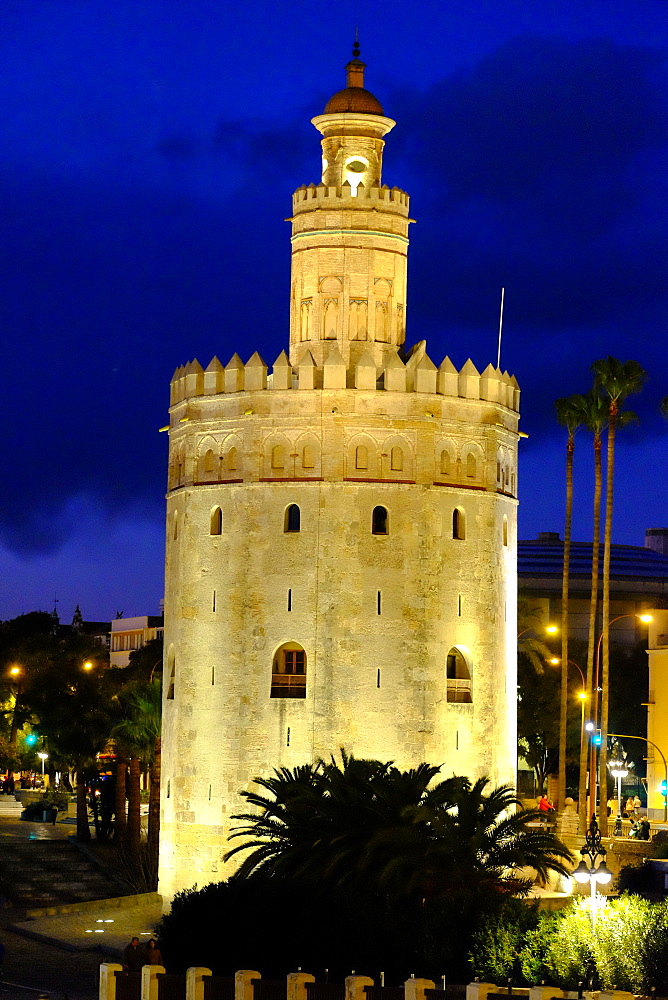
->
572, 817, 612, 930
37, 751, 48, 779
607, 740, 629, 821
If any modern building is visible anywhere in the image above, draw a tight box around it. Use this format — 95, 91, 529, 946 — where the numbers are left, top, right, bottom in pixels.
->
159, 48, 520, 900
519, 529, 668, 648
110, 615, 164, 669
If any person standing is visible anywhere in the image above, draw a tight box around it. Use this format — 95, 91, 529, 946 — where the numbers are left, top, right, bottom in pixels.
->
144, 939, 163, 965
122, 937, 143, 972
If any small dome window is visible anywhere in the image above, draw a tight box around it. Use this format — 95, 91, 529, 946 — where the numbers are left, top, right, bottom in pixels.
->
210, 507, 222, 536
285, 504, 301, 533
372, 506, 388, 535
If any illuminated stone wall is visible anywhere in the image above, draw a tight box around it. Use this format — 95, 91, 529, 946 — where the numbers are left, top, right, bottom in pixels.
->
159, 62, 520, 901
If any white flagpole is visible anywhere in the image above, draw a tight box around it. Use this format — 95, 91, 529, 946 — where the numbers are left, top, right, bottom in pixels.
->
497, 286, 505, 370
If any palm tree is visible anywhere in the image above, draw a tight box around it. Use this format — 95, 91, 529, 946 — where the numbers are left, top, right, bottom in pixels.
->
591, 358, 646, 834
517, 596, 555, 675
555, 394, 586, 811
226, 752, 572, 902
112, 679, 162, 872
576, 388, 609, 833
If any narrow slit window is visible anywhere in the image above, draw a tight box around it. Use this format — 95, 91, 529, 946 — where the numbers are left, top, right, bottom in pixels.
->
287, 589, 292, 612
503, 516, 508, 546
285, 504, 301, 532
287, 727, 291, 746
453, 508, 465, 540
466, 454, 476, 479
377, 591, 381, 615
458, 594, 462, 617
211, 667, 215, 685
212, 590, 216, 612
372, 506, 388, 535
377, 669, 381, 688
210, 507, 222, 535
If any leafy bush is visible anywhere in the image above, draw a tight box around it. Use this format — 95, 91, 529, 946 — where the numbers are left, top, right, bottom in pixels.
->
43, 786, 70, 811
471, 899, 540, 984
473, 895, 668, 992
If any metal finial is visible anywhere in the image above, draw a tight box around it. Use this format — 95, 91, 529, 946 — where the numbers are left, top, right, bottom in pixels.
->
353, 28, 360, 60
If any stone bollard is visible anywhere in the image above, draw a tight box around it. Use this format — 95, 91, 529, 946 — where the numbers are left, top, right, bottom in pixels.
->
405, 977, 436, 1000
346, 975, 375, 1000
187, 967, 213, 1000
530, 989, 565, 1000
99, 963, 123, 1000
466, 984, 498, 1000
142, 965, 166, 1000
237, 970, 262, 1000
599, 993, 635, 1000
288, 972, 316, 1000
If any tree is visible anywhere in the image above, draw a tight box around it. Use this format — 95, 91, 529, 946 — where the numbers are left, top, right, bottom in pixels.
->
591, 358, 646, 834
227, 751, 572, 902
576, 388, 609, 832
555, 394, 586, 810
517, 653, 560, 792
112, 678, 162, 881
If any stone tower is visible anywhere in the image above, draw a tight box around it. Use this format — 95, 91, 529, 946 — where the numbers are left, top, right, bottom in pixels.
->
159, 47, 520, 901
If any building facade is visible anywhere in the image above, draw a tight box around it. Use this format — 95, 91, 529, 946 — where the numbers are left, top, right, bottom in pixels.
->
109, 615, 164, 669
159, 50, 520, 900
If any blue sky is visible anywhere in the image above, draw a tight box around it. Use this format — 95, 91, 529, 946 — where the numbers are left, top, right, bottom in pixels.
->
1, 0, 666, 621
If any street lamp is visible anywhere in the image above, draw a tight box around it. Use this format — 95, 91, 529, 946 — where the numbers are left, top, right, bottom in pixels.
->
593, 613, 652, 834
37, 751, 48, 780
572, 817, 612, 930
607, 740, 629, 822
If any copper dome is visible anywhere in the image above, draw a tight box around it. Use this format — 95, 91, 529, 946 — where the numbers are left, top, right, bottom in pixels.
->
324, 86, 385, 116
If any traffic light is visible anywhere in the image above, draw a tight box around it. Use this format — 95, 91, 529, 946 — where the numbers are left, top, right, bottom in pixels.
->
661, 780, 667, 799
592, 729, 602, 746
25, 733, 37, 746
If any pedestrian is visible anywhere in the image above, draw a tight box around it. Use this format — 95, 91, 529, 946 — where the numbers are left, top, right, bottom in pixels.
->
122, 936, 144, 972
144, 939, 163, 965
626, 795, 635, 817
634, 795, 642, 816
538, 793, 554, 824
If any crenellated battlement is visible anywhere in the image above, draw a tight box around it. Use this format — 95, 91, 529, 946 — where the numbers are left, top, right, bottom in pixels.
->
292, 181, 410, 214
169, 347, 520, 412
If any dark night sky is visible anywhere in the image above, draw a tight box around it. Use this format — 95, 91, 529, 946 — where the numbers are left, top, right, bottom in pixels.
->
1, 1, 666, 621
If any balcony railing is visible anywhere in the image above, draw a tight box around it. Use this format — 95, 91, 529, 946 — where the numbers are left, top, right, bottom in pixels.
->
447, 678, 472, 703
270, 673, 306, 699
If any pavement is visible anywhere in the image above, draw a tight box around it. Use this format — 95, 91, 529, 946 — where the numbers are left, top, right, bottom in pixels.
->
0, 796, 163, 1000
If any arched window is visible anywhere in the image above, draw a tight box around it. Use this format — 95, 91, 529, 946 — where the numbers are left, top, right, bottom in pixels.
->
302, 444, 316, 469
440, 451, 451, 476
446, 647, 472, 703
390, 446, 403, 472
271, 445, 285, 470
271, 643, 307, 699
285, 504, 301, 532
210, 507, 222, 536
372, 506, 388, 535
466, 453, 477, 479
503, 515, 508, 546
453, 508, 465, 540
227, 447, 238, 472
203, 449, 215, 473
356, 445, 368, 470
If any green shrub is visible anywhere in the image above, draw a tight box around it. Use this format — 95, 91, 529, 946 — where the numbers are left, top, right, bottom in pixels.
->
471, 899, 540, 984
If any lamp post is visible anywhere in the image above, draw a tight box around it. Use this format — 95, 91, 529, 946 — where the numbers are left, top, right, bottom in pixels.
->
550, 657, 588, 803
592, 613, 652, 835
572, 817, 612, 930
609, 732, 668, 824
607, 740, 629, 821
37, 751, 48, 780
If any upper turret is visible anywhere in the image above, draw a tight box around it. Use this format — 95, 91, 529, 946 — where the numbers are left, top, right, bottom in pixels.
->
311, 42, 395, 192
289, 45, 410, 369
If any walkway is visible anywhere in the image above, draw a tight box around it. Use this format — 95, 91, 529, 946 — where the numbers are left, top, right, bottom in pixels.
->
0, 797, 163, 1000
